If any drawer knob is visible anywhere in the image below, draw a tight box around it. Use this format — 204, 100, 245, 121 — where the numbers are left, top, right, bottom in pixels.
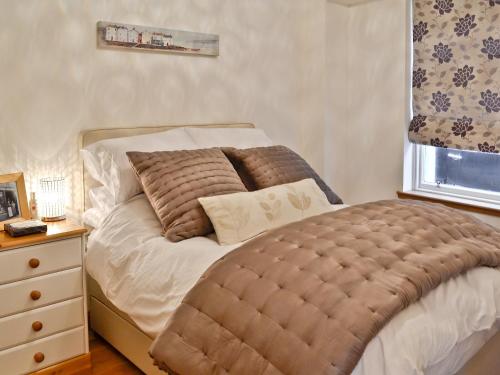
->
29, 258, 40, 269
32, 321, 43, 332
30, 290, 42, 301
33, 352, 45, 363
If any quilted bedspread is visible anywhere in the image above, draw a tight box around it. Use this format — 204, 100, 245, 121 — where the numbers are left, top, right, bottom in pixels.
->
150, 200, 500, 375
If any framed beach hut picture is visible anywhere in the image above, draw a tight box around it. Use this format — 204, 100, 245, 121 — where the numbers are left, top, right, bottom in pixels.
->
97, 21, 219, 57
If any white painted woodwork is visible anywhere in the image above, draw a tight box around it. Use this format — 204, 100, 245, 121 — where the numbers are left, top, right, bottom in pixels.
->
0, 327, 85, 375
0, 298, 84, 351
0, 268, 82, 318
0, 229, 88, 373
0, 238, 81, 285
90, 297, 164, 375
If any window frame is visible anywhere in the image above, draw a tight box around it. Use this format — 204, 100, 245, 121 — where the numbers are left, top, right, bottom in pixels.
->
413, 144, 500, 207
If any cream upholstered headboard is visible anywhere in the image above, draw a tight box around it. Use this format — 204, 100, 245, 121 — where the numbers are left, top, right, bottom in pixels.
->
79, 122, 255, 211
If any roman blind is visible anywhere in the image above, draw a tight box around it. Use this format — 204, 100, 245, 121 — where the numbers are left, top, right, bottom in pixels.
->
409, 0, 500, 153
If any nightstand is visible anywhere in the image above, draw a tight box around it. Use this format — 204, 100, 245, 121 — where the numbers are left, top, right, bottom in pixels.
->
0, 221, 91, 375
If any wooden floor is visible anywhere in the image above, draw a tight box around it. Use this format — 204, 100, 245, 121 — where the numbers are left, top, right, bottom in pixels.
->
90, 334, 144, 374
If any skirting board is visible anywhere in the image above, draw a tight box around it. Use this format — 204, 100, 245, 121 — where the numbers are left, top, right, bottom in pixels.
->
89, 297, 163, 375
32, 353, 92, 375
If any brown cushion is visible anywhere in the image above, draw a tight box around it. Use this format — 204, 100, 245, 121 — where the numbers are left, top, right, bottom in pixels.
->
222, 145, 343, 204
127, 149, 247, 242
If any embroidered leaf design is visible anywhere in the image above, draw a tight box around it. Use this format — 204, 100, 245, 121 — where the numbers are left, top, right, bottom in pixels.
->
218, 220, 233, 230
302, 193, 311, 210
209, 200, 251, 236
288, 193, 302, 210
257, 190, 282, 222
260, 202, 271, 211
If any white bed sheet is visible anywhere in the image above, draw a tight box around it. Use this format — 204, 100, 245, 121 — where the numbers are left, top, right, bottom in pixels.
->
86, 195, 500, 375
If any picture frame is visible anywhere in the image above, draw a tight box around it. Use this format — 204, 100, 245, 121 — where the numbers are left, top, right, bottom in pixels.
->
0, 172, 30, 231
97, 21, 219, 57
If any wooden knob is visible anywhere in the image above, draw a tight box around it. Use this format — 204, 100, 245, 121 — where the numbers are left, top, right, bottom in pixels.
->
29, 258, 40, 269
32, 321, 43, 332
30, 290, 41, 301
33, 352, 45, 363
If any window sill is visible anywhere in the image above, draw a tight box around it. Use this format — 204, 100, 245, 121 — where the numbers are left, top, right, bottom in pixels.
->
397, 190, 500, 218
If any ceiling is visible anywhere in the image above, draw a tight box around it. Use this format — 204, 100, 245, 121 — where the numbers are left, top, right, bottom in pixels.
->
328, 0, 382, 6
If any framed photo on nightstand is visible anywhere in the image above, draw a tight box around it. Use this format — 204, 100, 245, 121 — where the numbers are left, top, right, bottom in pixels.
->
0, 172, 30, 231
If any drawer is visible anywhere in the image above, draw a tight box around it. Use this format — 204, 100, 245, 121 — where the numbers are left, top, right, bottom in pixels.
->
0, 326, 85, 375
0, 298, 84, 351
0, 238, 81, 285
0, 268, 82, 318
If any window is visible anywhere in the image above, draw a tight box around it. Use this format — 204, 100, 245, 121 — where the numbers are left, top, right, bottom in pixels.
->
409, 1, 500, 206
416, 145, 500, 204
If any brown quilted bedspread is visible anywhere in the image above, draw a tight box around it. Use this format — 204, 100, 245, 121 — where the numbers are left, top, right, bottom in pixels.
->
150, 200, 500, 375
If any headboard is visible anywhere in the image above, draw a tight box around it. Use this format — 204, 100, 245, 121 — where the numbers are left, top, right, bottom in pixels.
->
79, 122, 255, 211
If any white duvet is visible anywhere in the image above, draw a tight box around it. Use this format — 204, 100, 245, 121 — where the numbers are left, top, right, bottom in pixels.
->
86, 195, 500, 375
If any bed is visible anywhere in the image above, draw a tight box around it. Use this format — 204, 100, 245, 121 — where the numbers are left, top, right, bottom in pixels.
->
80, 124, 500, 375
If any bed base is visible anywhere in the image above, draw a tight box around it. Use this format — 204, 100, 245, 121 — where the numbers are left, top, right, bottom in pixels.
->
88, 275, 162, 374
89, 297, 162, 375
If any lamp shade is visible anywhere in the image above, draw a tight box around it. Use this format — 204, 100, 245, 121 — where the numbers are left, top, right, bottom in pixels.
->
39, 177, 66, 222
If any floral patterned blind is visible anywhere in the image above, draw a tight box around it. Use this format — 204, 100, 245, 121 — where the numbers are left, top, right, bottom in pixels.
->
410, 0, 500, 153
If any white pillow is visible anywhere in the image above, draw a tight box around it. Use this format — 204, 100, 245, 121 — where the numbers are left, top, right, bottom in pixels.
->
88, 186, 114, 216
186, 127, 273, 148
82, 208, 106, 229
81, 128, 198, 204
82, 187, 114, 228
198, 179, 332, 245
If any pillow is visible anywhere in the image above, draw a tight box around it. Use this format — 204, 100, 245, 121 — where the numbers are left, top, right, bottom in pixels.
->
82, 187, 115, 228
185, 127, 273, 148
222, 145, 343, 204
127, 148, 247, 242
199, 179, 332, 245
81, 128, 198, 204
88, 186, 114, 213
82, 208, 105, 229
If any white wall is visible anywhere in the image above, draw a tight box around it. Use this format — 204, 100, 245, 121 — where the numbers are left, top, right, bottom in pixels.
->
326, 0, 407, 205
346, 0, 407, 204
325, 2, 349, 195
0, 0, 326, 216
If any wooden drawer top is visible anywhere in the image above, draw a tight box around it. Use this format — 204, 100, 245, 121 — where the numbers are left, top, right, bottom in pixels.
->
0, 221, 86, 251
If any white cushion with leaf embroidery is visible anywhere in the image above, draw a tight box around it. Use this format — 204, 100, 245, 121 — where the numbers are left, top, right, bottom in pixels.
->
198, 179, 332, 245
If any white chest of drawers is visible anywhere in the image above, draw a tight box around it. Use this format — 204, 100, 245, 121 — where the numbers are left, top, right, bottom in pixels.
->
0, 221, 90, 375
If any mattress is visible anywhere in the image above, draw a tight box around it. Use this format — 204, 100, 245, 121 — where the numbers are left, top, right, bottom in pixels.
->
86, 194, 500, 375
